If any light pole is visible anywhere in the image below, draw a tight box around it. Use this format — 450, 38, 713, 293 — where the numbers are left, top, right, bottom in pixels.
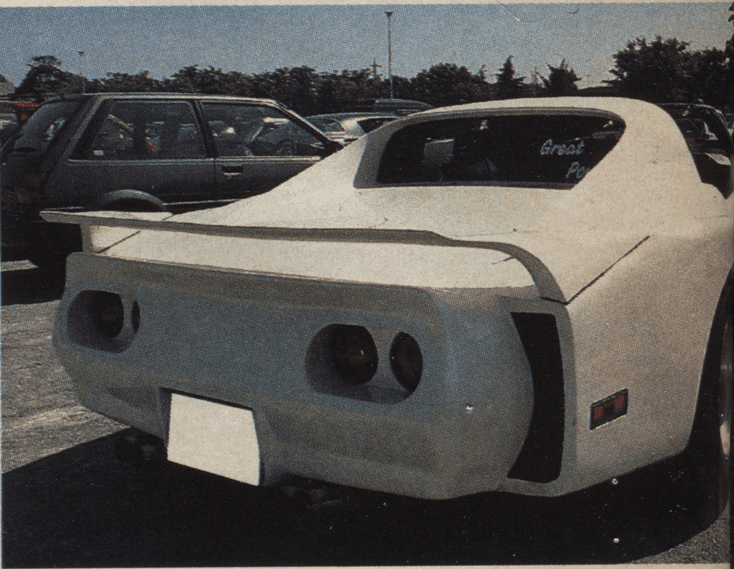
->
79, 51, 85, 94
385, 11, 393, 99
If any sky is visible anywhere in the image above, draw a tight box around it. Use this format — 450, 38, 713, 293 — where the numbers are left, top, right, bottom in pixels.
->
0, 3, 731, 89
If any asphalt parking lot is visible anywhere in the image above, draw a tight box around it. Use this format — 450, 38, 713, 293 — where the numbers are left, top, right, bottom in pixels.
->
1, 259, 730, 567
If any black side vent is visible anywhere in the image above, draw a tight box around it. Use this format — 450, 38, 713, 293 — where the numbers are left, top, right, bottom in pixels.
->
508, 312, 565, 483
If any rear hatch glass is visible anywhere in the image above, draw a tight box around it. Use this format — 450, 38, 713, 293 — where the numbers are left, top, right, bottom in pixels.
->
377, 114, 625, 188
9, 100, 81, 155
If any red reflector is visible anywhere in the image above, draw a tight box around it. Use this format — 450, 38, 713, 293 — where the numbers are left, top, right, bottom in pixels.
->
590, 389, 628, 429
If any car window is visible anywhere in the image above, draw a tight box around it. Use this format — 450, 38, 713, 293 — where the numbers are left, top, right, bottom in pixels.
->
310, 118, 345, 134
202, 103, 325, 158
358, 117, 396, 134
81, 101, 206, 160
10, 101, 81, 154
377, 114, 625, 188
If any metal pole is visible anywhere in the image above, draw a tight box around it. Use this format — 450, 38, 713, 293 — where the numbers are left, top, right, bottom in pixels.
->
79, 51, 85, 94
386, 12, 393, 99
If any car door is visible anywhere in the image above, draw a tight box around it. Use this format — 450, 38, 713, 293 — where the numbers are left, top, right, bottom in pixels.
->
200, 102, 329, 201
47, 99, 216, 209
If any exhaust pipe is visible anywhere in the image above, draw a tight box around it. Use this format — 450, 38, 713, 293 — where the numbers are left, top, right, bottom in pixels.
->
114, 430, 167, 468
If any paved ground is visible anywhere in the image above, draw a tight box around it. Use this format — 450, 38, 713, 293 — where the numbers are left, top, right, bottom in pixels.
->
1, 260, 730, 567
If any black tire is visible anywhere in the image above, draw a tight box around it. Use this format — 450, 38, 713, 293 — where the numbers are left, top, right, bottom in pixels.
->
680, 276, 733, 516
28, 224, 83, 276
96, 199, 168, 213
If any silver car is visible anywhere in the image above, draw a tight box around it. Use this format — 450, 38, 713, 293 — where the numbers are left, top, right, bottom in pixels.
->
306, 113, 399, 144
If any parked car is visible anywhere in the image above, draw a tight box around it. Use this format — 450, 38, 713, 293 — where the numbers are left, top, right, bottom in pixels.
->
0, 101, 41, 145
306, 113, 399, 144
352, 97, 433, 116
1, 93, 342, 268
660, 103, 734, 193
44, 98, 732, 510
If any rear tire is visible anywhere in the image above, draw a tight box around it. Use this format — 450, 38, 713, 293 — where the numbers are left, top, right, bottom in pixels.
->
28, 224, 83, 277
681, 276, 732, 516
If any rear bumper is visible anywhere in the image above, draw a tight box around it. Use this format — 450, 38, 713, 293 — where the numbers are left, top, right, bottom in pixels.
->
53, 253, 571, 499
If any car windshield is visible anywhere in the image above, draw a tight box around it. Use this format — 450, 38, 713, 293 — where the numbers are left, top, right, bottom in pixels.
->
377, 114, 625, 188
10, 101, 81, 153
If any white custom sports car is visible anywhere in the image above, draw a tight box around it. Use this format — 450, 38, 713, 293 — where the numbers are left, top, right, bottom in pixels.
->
44, 98, 733, 503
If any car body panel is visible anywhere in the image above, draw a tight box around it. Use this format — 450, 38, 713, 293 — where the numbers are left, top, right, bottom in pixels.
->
44, 97, 734, 499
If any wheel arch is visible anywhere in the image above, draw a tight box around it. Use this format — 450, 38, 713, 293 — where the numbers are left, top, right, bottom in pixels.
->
87, 190, 169, 213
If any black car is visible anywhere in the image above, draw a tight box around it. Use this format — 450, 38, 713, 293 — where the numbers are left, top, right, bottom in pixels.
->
659, 103, 734, 196
1, 93, 342, 267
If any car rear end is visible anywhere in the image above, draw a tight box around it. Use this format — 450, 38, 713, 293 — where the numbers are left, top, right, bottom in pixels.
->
52, 247, 576, 499
1, 96, 91, 262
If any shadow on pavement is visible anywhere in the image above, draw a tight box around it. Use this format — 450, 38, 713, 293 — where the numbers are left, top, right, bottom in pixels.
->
1, 262, 64, 306
1, 429, 725, 567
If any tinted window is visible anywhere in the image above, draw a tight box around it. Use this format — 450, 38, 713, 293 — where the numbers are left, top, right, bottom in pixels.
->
377, 114, 625, 187
202, 103, 324, 158
81, 101, 205, 160
11, 101, 81, 154
310, 118, 345, 134
358, 117, 396, 134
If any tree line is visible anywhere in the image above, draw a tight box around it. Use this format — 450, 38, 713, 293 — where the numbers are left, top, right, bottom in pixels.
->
9, 5, 734, 117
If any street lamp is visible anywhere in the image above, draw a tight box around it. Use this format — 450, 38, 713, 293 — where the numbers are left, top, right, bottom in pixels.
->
385, 11, 393, 99
79, 51, 85, 95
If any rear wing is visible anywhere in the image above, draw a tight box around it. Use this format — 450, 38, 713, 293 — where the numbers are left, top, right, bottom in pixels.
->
41, 209, 649, 305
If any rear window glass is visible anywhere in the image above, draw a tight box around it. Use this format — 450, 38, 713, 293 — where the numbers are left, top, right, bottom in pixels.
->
377, 114, 625, 188
11, 101, 81, 154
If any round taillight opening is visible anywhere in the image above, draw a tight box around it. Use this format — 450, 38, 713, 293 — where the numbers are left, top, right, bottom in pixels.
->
390, 332, 423, 393
330, 325, 378, 384
91, 291, 125, 338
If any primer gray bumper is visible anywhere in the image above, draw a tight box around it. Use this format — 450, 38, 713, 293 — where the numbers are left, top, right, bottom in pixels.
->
55, 253, 545, 499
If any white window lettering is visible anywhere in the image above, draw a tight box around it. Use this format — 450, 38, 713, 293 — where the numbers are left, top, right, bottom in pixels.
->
541, 139, 586, 157
566, 162, 590, 180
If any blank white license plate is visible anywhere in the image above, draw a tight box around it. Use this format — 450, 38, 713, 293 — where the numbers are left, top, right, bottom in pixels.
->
167, 393, 260, 485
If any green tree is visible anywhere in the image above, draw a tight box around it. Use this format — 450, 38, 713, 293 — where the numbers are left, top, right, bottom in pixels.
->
495, 56, 525, 100
409, 63, 490, 107
605, 36, 692, 103
314, 69, 374, 114
163, 65, 260, 97
687, 48, 731, 109
13, 55, 76, 100
252, 66, 321, 115
542, 59, 581, 96
99, 70, 165, 92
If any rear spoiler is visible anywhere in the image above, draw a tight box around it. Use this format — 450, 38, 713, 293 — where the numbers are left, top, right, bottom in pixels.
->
41, 209, 649, 304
